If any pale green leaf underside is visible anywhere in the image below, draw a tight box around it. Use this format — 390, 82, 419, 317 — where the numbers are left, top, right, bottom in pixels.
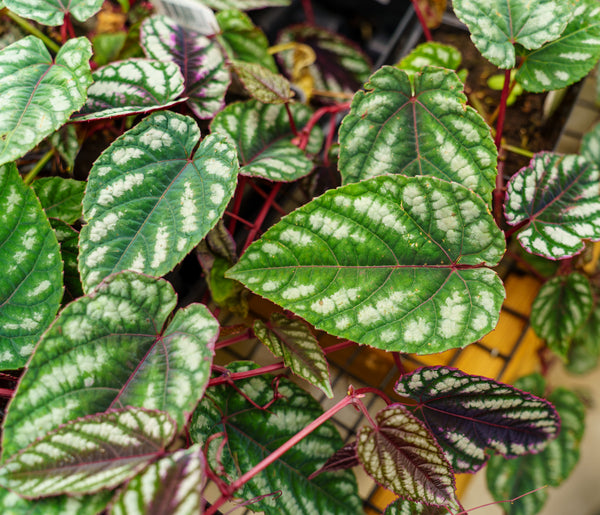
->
203, 0, 290, 9
0, 163, 63, 369
338, 66, 497, 201
396, 42, 462, 76
0, 36, 92, 165
73, 59, 185, 121
233, 60, 292, 104
4, 0, 103, 25
0, 488, 112, 515
211, 100, 322, 181
531, 272, 593, 357
517, 0, 600, 92
452, 0, 573, 68
0, 408, 176, 498
111, 446, 205, 515
504, 152, 600, 259
358, 405, 459, 512
79, 111, 238, 291
2, 272, 218, 458
254, 314, 333, 397
32, 176, 85, 224
228, 175, 506, 354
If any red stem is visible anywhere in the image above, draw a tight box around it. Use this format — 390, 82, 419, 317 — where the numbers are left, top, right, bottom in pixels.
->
247, 181, 287, 215
301, 0, 315, 25
208, 362, 285, 387
284, 103, 298, 137
392, 352, 406, 376
227, 175, 248, 234
243, 183, 282, 251
323, 339, 357, 354
296, 102, 351, 151
411, 0, 432, 41
223, 210, 254, 228
0, 388, 14, 398
354, 386, 392, 405
204, 391, 364, 515
495, 69, 511, 151
215, 329, 254, 350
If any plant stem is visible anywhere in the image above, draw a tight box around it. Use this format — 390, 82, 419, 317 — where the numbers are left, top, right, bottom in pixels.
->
323, 339, 356, 354
204, 391, 363, 515
23, 149, 54, 185
301, 0, 315, 25
284, 103, 298, 137
411, 0, 433, 41
0, 388, 14, 398
247, 181, 286, 215
354, 386, 392, 405
227, 175, 247, 234
215, 329, 254, 350
493, 154, 506, 226
502, 143, 534, 158
494, 69, 511, 151
2, 10, 61, 53
354, 398, 378, 428
296, 102, 351, 151
243, 183, 282, 251
208, 361, 286, 387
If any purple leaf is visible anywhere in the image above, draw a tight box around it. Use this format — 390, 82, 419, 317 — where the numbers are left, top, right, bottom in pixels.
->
309, 442, 359, 479
394, 366, 561, 473
357, 404, 460, 513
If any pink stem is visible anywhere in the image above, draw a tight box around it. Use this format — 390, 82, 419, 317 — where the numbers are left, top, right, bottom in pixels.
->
411, 0, 432, 41
243, 183, 282, 251
0, 388, 14, 398
208, 362, 285, 387
323, 339, 357, 354
224, 210, 254, 229
301, 0, 315, 25
228, 175, 247, 234
495, 69, 511, 151
247, 181, 287, 215
284, 103, 298, 137
215, 329, 254, 350
354, 386, 392, 405
204, 391, 364, 515
296, 102, 351, 151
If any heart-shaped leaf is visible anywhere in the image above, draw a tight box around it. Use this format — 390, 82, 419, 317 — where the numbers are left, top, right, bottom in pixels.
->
79, 111, 238, 291
504, 152, 600, 260
233, 60, 292, 104
0, 407, 176, 497
110, 446, 206, 515
384, 499, 449, 515
50, 219, 83, 304
211, 100, 322, 181
338, 66, 497, 200
396, 42, 462, 77
393, 366, 560, 473
276, 24, 371, 95
32, 177, 85, 224
72, 58, 185, 122
49, 124, 80, 172
566, 301, 600, 374
486, 382, 585, 515
0, 488, 113, 515
140, 15, 230, 119
357, 405, 460, 512
254, 313, 333, 397
0, 36, 92, 165
228, 175, 506, 354
531, 272, 593, 360
4, 0, 103, 25
452, 0, 572, 69
2, 271, 218, 458
516, 0, 600, 92
203, 0, 290, 10
216, 9, 277, 72
190, 362, 362, 515
0, 163, 63, 369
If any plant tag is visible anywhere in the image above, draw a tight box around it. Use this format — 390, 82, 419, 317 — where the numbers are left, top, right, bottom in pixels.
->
152, 0, 219, 35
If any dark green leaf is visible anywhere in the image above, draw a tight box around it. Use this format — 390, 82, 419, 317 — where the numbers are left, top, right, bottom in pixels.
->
32, 177, 85, 224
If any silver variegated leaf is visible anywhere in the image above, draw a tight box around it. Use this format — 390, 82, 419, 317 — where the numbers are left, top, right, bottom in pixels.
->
228, 175, 505, 354
4, 0, 103, 25
0, 488, 113, 515
211, 100, 322, 181
50, 219, 83, 304
452, 0, 572, 69
504, 152, 600, 259
384, 499, 449, 515
72, 58, 185, 121
394, 367, 561, 473
141, 14, 230, 119
566, 301, 600, 374
233, 60, 292, 104
2, 271, 218, 458
0, 408, 176, 497
357, 405, 460, 513
110, 446, 205, 515
0, 36, 92, 165
79, 111, 238, 291
338, 66, 497, 201
32, 176, 85, 224
531, 272, 593, 360
203, 0, 290, 9
49, 125, 80, 172
396, 42, 462, 77
0, 163, 63, 369
516, 0, 600, 92
581, 119, 600, 166
254, 314, 333, 397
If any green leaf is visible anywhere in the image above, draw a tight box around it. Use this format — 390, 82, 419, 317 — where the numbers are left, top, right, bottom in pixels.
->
338, 66, 497, 201
531, 272, 593, 360
486, 386, 586, 515
216, 9, 277, 72
228, 175, 505, 354
4, 0, 103, 25
581, 119, 600, 166
0, 163, 63, 369
0, 36, 92, 165
0, 488, 113, 515
254, 313, 333, 397
2, 271, 218, 458
452, 0, 573, 68
140, 15, 230, 120
276, 24, 371, 95
384, 499, 449, 515
233, 60, 292, 104
357, 405, 460, 513
566, 302, 600, 374
50, 219, 83, 304
0, 408, 176, 497
79, 111, 238, 291
72, 58, 185, 121
92, 32, 127, 66
31, 176, 85, 224
211, 100, 322, 181
203, 0, 290, 9
504, 152, 600, 259
191, 362, 362, 514
49, 125, 80, 172
110, 446, 205, 515
396, 42, 462, 77
517, 0, 600, 92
